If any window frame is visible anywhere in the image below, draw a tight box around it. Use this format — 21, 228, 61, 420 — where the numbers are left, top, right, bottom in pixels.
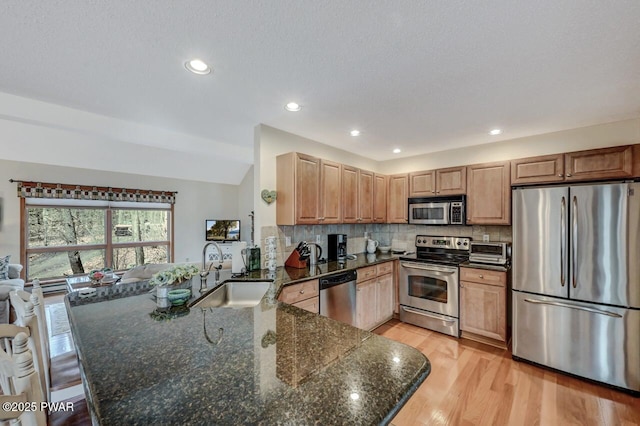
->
20, 199, 174, 284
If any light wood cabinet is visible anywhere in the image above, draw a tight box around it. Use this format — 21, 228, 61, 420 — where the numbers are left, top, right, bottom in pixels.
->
319, 159, 342, 223
356, 279, 377, 331
276, 153, 342, 225
356, 261, 395, 331
460, 267, 507, 348
342, 165, 359, 223
511, 154, 564, 185
511, 146, 635, 186
466, 161, 511, 225
409, 170, 435, 196
388, 174, 409, 223
436, 166, 467, 195
376, 273, 394, 324
409, 166, 466, 197
373, 174, 387, 223
278, 279, 319, 313
342, 166, 374, 223
564, 145, 633, 181
358, 170, 374, 222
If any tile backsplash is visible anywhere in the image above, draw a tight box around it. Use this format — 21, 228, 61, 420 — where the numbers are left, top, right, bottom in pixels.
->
261, 224, 512, 267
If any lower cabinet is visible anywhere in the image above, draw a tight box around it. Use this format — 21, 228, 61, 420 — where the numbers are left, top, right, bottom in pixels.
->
459, 267, 508, 348
278, 279, 319, 313
356, 279, 377, 331
356, 262, 395, 331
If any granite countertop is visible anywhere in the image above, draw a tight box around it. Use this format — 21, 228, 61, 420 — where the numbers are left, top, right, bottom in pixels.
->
66, 253, 430, 425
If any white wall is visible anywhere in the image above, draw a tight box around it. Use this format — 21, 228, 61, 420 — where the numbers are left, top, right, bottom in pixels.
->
253, 124, 378, 244
0, 159, 239, 268
379, 118, 640, 174
237, 166, 255, 244
0, 92, 252, 185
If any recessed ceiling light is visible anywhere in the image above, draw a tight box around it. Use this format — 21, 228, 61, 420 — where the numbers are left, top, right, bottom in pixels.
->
393, 148, 401, 154
489, 129, 502, 136
350, 392, 360, 401
350, 130, 360, 137
285, 102, 301, 112
185, 59, 211, 75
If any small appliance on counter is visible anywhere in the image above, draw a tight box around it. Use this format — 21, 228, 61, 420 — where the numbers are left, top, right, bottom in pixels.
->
468, 242, 510, 266
328, 234, 347, 262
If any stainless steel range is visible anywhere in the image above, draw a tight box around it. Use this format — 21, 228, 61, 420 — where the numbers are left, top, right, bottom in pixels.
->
399, 235, 470, 337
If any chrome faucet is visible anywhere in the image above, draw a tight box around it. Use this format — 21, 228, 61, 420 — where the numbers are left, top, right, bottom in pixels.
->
200, 242, 224, 294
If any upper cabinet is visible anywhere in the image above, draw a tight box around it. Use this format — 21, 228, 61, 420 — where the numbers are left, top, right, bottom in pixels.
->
277, 153, 342, 225
387, 174, 409, 223
342, 166, 374, 224
409, 166, 466, 197
319, 159, 342, 223
466, 161, 511, 225
511, 154, 564, 185
564, 146, 633, 181
512, 146, 635, 185
409, 170, 435, 196
373, 174, 388, 223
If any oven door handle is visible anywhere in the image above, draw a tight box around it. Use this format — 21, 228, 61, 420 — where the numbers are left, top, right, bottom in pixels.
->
401, 306, 457, 323
400, 261, 457, 274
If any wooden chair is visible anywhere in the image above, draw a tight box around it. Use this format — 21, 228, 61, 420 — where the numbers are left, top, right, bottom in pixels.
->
9, 291, 49, 403
0, 327, 47, 426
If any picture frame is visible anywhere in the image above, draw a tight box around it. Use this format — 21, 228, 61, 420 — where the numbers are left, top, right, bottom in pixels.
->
205, 219, 241, 242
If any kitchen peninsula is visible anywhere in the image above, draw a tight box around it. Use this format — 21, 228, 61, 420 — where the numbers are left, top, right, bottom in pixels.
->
65, 255, 430, 425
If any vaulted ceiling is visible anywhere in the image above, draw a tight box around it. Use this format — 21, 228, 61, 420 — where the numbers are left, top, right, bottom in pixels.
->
1, 1, 639, 181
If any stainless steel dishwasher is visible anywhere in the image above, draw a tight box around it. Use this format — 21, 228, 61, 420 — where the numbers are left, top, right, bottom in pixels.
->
319, 269, 357, 326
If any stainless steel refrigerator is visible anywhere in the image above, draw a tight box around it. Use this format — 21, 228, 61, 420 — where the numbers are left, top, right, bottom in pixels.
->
512, 182, 640, 393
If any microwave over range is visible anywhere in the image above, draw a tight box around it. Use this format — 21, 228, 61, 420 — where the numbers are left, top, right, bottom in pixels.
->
408, 195, 466, 225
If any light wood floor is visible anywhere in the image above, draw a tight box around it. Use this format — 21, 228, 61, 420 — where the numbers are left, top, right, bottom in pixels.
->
374, 320, 640, 426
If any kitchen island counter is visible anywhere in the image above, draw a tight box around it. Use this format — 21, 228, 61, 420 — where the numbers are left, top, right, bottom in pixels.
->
66, 254, 429, 425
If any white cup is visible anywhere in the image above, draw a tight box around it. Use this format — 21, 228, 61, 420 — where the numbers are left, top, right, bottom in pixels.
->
265, 236, 277, 246
264, 252, 277, 260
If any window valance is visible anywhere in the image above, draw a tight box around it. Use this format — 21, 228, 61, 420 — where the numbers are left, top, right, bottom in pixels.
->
10, 179, 176, 204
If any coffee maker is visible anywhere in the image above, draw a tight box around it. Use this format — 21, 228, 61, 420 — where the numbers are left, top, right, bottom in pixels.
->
327, 234, 347, 262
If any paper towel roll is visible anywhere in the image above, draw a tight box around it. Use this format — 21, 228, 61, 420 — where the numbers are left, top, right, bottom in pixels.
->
232, 241, 247, 274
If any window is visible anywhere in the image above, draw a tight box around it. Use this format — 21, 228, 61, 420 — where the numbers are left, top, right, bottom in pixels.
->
24, 200, 172, 282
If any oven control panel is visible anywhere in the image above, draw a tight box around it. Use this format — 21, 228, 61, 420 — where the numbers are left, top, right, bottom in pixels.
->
415, 235, 470, 251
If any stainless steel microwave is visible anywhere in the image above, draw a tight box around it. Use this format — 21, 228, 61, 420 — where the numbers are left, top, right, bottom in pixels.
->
408, 196, 465, 225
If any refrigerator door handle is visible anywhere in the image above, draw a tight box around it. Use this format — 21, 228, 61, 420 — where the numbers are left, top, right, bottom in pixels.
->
523, 298, 622, 318
560, 196, 566, 287
572, 195, 578, 288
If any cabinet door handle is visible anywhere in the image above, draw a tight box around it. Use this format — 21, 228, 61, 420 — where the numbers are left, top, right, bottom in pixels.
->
478, 274, 484, 278
299, 290, 304, 294
566, 173, 572, 177
558, 174, 563, 177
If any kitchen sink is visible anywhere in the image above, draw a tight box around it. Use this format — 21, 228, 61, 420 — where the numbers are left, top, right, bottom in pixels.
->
189, 281, 271, 308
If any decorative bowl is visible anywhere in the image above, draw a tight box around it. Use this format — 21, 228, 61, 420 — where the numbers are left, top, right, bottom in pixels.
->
378, 246, 391, 254
167, 289, 191, 306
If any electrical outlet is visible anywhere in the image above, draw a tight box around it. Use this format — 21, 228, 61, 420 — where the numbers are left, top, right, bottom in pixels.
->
185, 257, 189, 262
285, 236, 292, 247
316, 235, 321, 244
483, 234, 490, 242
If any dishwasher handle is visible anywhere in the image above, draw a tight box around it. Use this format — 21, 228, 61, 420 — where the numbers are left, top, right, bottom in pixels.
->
319, 270, 358, 290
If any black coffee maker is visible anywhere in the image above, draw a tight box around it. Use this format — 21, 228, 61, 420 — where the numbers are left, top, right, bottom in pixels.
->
327, 234, 347, 262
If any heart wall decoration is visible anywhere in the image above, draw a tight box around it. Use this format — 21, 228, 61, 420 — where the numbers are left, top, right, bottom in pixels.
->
261, 189, 277, 205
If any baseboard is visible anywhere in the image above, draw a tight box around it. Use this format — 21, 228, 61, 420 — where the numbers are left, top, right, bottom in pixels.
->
460, 331, 509, 350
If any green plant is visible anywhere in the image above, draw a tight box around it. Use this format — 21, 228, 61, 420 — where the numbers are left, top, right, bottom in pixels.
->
149, 264, 199, 287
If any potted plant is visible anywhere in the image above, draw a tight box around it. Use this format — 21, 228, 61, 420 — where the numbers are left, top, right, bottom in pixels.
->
149, 264, 199, 298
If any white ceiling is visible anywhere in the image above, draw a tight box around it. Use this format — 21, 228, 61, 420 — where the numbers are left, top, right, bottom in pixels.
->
1, 0, 639, 165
